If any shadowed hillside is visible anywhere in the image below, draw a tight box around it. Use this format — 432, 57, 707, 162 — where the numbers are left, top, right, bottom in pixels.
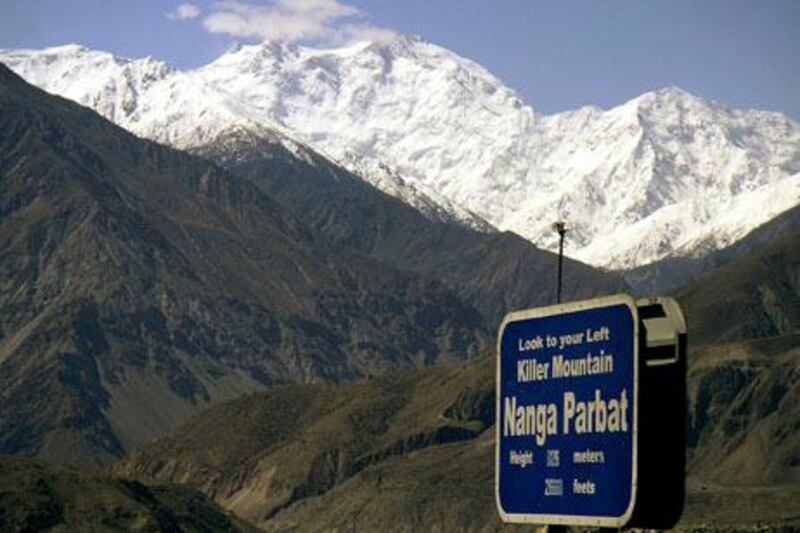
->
0, 455, 257, 532
119, 355, 497, 529
677, 233, 800, 346
687, 335, 800, 485
120, 335, 800, 530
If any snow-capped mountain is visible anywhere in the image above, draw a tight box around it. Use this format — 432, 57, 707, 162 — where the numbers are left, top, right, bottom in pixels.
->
2, 38, 798, 269
531, 89, 800, 267
0, 43, 493, 233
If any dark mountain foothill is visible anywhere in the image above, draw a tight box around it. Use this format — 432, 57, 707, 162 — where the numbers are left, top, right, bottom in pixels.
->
0, 454, 258, 532
676, 232, 800, 346
118, 353, 502, 531
121, 336, 800, 530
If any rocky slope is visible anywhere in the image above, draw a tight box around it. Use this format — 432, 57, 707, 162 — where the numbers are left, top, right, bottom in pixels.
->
119, 355, 500, 531
686, 335, 800, 486
677, 232, 800, 346
0, 455, 257, 531
2, 38, 798, 270
120, 336, 800, 530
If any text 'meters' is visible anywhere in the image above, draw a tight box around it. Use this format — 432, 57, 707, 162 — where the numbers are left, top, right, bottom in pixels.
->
496, 294, 639, 527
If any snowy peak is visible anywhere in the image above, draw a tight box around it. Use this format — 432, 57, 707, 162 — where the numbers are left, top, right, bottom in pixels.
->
198, 33, 532, 130
1, 44, 292, 148
190, 34, 535, 228
0, 44, 173, 125
2, 40, 798, 270
629, 85, 798, 154
633, 85, 704, 109
533, 87, 799, 266
0, 40, 497, 232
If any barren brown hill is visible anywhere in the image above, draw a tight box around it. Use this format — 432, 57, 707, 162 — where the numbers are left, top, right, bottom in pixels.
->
121, 231, 800, 530
120, 333, 800, 530
687, 335, 800, 486
677, 232, 800, 346
119, 354, 496, 529
0, 455, 257, 532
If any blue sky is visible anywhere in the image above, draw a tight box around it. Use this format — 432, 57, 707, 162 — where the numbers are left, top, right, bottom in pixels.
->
1, 0, 798, 118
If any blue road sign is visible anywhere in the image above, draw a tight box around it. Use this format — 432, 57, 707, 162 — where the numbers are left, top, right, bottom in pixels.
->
496, 294, 639, 527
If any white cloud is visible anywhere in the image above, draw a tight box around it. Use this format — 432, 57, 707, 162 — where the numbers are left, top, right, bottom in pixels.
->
200, 0, 397, 44
168, 3, 202, 20
342, 24, 400, 45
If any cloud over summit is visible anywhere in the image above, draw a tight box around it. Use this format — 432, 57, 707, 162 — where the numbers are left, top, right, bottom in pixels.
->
190, 0, 396, 44
167, 3, 202, 21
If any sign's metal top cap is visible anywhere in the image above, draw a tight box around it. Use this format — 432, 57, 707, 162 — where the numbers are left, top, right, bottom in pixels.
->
499, 293, 638, 330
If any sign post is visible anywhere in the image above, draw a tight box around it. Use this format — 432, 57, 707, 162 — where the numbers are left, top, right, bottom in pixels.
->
496, 294, 685, 529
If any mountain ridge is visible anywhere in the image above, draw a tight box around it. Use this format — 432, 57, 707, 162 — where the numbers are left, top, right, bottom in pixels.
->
626, 203, 800, 293
196, 127, 626, 325
2, 37, 797, 270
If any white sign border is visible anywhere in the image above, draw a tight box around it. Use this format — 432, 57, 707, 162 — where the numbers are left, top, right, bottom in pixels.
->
495, 293, 640, 528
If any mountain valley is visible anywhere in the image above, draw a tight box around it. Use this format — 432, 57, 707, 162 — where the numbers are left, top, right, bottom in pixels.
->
0, 29, 798, 532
